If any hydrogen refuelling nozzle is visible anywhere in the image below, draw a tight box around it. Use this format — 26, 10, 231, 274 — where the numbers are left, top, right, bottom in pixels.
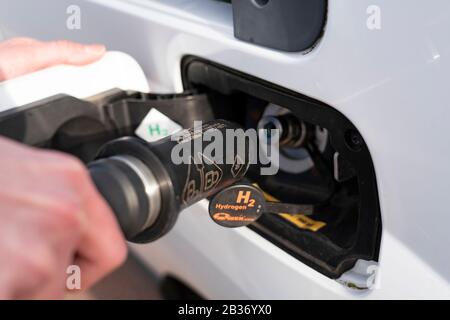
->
88, 120, 251, 243
88, 119, 314, 243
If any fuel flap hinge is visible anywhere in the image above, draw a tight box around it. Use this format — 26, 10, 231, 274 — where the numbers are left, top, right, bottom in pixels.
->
336, 260, 379, 290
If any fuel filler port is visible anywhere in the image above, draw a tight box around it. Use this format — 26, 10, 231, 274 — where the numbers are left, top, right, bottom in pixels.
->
182, 56, 382, 278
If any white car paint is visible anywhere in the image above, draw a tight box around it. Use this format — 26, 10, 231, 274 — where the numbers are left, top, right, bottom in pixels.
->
0, 0, 449, 298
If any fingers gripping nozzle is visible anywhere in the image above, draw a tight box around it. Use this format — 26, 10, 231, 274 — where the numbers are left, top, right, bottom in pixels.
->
88, 120, 250, 243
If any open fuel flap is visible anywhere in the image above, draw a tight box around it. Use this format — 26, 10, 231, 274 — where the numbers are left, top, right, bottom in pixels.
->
181, 56, 382, 280
0, 56, 381, 281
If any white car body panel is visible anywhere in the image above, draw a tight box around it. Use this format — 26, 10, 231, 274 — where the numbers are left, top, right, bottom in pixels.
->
0, 0, 449, 298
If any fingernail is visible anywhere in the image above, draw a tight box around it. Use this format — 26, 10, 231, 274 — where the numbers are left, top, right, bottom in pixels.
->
84, 44, 106, 55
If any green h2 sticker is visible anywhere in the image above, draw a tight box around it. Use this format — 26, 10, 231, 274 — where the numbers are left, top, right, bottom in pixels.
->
135, 109, 182, 142
148, 124, 168, 137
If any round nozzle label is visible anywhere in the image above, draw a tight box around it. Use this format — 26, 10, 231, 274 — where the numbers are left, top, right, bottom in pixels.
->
208, 184, 266, 228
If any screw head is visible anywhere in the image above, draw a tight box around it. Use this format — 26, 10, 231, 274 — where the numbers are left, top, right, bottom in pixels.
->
345, 130, 364, 151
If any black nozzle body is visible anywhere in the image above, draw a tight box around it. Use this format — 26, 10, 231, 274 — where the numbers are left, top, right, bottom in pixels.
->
88, 120, 250, 243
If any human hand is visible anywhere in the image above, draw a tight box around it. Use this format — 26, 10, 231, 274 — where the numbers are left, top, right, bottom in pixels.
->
0, 37, 124, 299
0, 37, 105, 81
0, 137, 127, 299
